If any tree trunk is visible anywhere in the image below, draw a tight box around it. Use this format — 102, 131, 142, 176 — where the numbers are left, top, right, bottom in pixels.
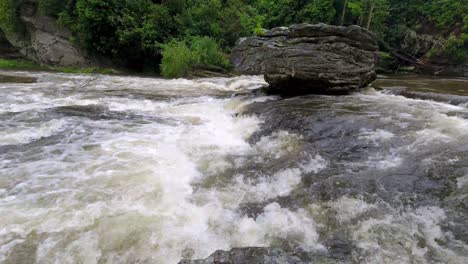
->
366, 2, 375, 30
340, 0, 348, 26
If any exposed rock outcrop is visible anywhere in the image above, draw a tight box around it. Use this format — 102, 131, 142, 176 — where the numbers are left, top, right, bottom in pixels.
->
400, 30, 443, 58
178, 247, 340, 264
376, 29, 467, 77
0, 30, 22, 60
437, 62, 468, 77
1, 0, 95, 67
231, 23, 379, 95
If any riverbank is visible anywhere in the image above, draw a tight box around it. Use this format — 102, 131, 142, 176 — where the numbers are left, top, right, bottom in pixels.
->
0, 58, 117, 75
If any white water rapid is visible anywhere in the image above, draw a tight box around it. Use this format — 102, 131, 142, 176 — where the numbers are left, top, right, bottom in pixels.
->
0, 71, 467, 264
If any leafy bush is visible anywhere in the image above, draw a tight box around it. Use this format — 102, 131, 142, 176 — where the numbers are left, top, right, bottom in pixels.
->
0, 0, 24, 33
423, 0, 467, 29
428, 34, 467, 62
174, 0, 259, 47
0, 59, 44, 70
255, 0, 298, 28
160, 39, 193, 78
2, 0, 466, 74
69, 0, 156, 69
298, 0, 336, 24
38, 0, 69, 17
160, 36, 229, 78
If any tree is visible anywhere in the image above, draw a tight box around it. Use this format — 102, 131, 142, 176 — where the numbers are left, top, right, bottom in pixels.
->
346, 0, 388, 34
339, 0, 347, 25
298, 0, 336, 25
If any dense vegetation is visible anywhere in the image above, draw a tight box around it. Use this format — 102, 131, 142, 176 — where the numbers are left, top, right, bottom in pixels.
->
0, 0, 466, 76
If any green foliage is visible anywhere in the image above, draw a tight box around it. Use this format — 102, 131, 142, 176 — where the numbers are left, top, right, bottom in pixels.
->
160, 36, 229, 78
346, 0, 389, 33
141, 4, 176, 55
464, 15, 468, 32
298, 0, 336, 24
0, 0, 24, 33
423, 0, 468, 29
60, 0, 165, 70
2, 0, 466, 74
174, 0, 259, 47
160, 39, 192, 78
255, 0, 298, 28
0, 59, 44, 70
378, 51, 391, 59
0, 59, 116, 74
428, 34, 468, 62
38, 0, 70, 17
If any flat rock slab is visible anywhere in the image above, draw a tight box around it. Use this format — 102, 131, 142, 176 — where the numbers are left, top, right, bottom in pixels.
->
231, 24, 379, 95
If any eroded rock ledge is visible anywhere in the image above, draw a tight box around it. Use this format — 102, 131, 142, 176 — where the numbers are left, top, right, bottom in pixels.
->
231, 23, 379, 95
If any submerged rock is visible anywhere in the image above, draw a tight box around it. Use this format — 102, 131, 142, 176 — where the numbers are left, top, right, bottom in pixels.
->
231, 23, 379, 95
0, 74, 36, 83
178, 247, 339, 264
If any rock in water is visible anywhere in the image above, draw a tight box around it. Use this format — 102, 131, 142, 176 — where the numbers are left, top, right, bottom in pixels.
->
178, 248, 312, 264
178, 248, 343, 264
231, 24, 379, 95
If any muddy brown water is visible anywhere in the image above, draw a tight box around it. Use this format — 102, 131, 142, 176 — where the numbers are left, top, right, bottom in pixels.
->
0, 70, 467, 263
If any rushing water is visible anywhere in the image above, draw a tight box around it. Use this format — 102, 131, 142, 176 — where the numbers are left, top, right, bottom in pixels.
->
0, 71, 467, 264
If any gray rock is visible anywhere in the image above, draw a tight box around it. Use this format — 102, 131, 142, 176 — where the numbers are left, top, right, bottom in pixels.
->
178, 247, 335, 264
400, 30, 443, 58
0, 30, 22, 60
1, 0, 96, 67
231, 23, 379, 95
436, 62, 468, 78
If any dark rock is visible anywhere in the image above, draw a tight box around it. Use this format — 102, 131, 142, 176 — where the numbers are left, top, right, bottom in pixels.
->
0, 74, 36, 83
400, 30, 442, 58
243, 93, 467, 207
0, 30, 22, 60
1, 0, 96, 67
323, 235, 354, 261
178, 247, 340, 264
231, 23, 379, 95
435, 62, 468, 78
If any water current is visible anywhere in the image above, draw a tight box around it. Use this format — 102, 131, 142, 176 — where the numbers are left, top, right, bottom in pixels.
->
0, 71, 467, 263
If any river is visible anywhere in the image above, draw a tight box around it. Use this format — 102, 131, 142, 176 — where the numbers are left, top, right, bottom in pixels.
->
0, 71, 467, 263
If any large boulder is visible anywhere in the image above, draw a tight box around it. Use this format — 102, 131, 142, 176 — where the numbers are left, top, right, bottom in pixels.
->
1, 0, 95, 67
231, 24, 379, 95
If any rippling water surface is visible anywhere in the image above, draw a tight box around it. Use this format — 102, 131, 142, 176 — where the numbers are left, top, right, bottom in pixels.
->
0, 71, 467, 263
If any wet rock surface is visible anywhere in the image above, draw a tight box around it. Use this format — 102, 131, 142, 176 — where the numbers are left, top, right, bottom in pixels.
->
244, 95, 466, 205
231, 23, 378, 95
178, 247, 342, 264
